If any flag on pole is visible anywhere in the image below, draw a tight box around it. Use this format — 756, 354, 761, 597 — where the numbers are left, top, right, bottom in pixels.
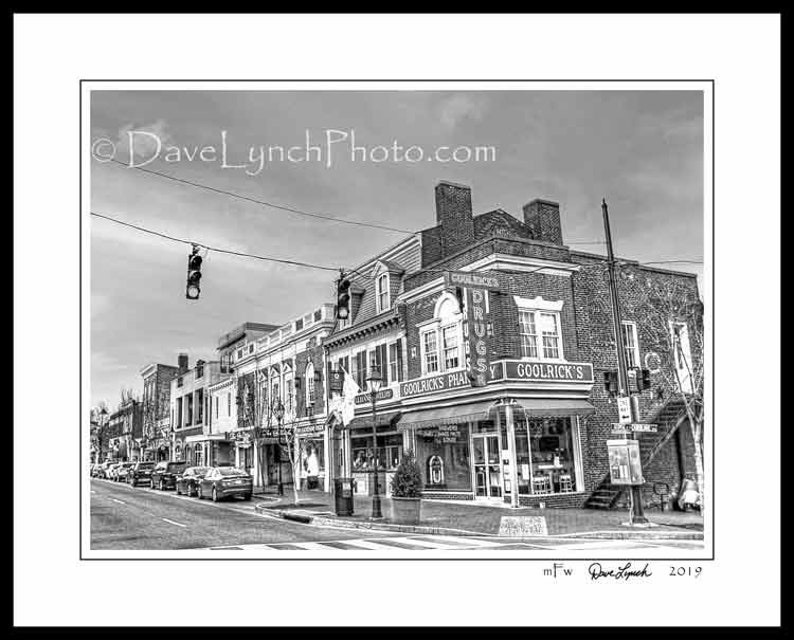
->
340, 364, 359, 425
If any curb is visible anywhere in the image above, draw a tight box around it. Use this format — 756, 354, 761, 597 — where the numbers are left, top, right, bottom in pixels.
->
253, 503, 703, 541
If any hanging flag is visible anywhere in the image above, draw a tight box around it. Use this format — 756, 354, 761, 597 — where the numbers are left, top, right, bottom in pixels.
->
340, 364, 359, 425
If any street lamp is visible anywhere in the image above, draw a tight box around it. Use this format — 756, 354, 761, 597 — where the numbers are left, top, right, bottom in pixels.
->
367, 368, 383, 519
274, 400, 285, 496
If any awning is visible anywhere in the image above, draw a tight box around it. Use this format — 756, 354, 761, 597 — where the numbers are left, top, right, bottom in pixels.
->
346, 411, 402, 431
511, 399, 595, 418
398, 400, 499, 429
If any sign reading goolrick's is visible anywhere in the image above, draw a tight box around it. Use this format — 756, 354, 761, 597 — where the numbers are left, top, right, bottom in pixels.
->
443, 271, 501, 290
488, 360, 594, 384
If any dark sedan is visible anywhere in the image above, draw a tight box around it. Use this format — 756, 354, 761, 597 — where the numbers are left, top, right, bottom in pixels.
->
151, 461, 189, 491
175, 466, 211, 497
127, 461, 156, 487
197, 467, 253, 502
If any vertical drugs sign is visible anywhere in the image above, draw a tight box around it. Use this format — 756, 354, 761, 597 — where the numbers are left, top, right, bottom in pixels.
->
444, 271, 500, 388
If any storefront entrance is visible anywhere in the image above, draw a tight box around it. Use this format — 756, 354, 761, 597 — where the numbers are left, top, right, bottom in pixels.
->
472, 433, 503, 501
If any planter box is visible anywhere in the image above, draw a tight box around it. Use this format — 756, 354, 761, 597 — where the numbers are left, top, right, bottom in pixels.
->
391, 496, 421, 525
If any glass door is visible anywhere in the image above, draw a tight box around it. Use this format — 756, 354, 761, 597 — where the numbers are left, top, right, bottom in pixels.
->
473, 434, 503, 500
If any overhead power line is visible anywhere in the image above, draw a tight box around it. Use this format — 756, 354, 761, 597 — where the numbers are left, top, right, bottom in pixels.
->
91, 211, 340, 273
107, 158, 416, 236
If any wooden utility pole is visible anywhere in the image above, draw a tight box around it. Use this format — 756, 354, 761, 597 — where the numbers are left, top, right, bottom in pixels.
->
602, 198, 649, 525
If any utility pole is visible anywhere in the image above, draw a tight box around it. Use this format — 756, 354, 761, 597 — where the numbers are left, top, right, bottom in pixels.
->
602, 198, 649, 525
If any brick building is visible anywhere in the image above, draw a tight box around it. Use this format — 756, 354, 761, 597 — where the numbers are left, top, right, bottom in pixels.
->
140, 358, 182, 462
319, 180, 701, 509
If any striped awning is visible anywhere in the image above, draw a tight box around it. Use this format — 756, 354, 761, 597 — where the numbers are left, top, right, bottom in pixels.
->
346, 411, 402, 431
511, 399, 596, 418
398, 401, 499, 430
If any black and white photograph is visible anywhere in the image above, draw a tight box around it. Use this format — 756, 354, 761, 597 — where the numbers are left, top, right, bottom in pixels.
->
13, 13, 780, 629
86, 84, 710, 558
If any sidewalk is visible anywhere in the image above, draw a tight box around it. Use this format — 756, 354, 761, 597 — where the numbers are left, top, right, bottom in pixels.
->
252, 488, 705, 539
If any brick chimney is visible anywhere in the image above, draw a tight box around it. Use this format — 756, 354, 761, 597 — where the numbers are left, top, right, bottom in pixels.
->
435, 181, 474, 256
178, 353, 189, 372
523, 198, 563, 245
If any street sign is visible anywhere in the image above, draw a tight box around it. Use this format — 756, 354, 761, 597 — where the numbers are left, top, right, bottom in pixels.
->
612, 423, 658, 433
617, 396, 632, 424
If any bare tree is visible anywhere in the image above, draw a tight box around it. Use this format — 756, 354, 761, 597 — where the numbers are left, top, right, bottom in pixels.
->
638, 277, 705, 516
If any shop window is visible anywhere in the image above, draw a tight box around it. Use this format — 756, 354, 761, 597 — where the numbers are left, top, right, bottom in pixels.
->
352, 434, 403, 472
415, 423, 471, 491
517, 417, 579, 495
622, 321, 640, 369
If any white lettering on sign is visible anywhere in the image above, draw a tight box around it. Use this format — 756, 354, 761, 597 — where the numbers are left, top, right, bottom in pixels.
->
617, 397, 632, 424
467, 287, 489, 387
498, 516, 548, 537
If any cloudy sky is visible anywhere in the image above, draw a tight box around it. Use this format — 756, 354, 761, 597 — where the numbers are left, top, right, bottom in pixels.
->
90, 88, 704, 408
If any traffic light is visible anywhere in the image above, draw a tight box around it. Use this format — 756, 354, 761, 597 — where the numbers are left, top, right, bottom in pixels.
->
186, 245, 202, 300
336, 275, 351, 320
603, 370, 619, 395
640, 368, 652, 390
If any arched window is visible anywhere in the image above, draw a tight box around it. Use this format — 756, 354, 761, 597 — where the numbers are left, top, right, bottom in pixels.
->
376, 273, 390, 313
419, 292, 464, 375
305, 362, 315, 406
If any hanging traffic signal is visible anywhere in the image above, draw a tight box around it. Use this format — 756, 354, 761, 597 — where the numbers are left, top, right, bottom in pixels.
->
336, 275, 351, 319
640, 368, 652, 390
603, 370, 619, 395
186, 245, 203, 300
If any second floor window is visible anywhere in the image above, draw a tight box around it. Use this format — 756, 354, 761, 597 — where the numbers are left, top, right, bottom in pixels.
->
422, 330, 439, 374
621, 321, 640, 369
376, 274, 390, 313
519, 309, 563, 360
305, 363, 315, 405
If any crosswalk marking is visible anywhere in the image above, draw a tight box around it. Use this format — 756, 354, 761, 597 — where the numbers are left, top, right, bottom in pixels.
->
204, 535, 511, 551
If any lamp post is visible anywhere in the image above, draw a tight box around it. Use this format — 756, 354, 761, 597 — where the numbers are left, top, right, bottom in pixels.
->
274, 400, 285, 496
367, 368, 383, 519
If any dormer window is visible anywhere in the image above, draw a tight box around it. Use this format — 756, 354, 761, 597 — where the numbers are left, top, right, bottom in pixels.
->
376, 273, 390, 313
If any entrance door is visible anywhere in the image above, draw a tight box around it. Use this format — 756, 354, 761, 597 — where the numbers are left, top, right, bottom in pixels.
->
472, 434, 502, 500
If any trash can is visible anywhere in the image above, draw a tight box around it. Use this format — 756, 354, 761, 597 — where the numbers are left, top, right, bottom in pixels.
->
334, 477, 354, 516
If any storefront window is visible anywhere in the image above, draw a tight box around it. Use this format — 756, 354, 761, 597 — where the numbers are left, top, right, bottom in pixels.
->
351, 433, 403, 471
523, 417, 577, 494
415, 423, 471, 492
301, 439, 325, 487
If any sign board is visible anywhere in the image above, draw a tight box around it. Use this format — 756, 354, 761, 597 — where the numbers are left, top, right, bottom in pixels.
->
354, 388, 394, 405
328, 369, 343, 394
612, 423, 658, 434
489, 360, 594, 384
498, 515, 548, 537
443, 271, 501, 290
617, 397, 632, 424
466, 287, 490, 387
400, 369, 472, 399
607, 439, 644, 485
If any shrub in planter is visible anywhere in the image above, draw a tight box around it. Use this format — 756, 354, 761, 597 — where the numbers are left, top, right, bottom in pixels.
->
390, 450, 423, 525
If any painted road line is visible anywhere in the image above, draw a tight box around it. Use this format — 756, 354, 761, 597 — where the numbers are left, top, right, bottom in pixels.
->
161, 518, 188, 528
110, 498, 126, 505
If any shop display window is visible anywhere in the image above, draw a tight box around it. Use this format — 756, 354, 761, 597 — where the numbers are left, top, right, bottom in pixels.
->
519, 417, 577, 494
415, 422, 471, 492
351, 433, 403, 472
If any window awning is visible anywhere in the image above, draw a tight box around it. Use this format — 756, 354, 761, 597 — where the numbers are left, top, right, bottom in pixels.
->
346, 411, 402, 431
398, 401, 499, 430
511, 399, 595, 418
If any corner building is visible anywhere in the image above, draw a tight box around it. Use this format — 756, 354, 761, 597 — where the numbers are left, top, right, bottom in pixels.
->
323, 181, 700, 509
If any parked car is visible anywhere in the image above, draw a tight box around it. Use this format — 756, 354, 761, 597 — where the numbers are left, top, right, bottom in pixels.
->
115, 461, 136, 483
197, 466, 253, 502
106, 462, 123, 481
151, 461, 189, 491
175, 466, 211, 497
127, 461, 156, 487
95, 461, 112, 479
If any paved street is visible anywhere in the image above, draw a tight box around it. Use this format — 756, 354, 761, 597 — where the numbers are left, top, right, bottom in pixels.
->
91, 478, 405, 550
91, 479, 703, 551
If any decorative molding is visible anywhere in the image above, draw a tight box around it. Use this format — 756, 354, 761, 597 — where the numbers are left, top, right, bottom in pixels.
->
513, 295, 564, 312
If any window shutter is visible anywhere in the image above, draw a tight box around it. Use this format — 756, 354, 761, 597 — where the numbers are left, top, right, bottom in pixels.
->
380, 343, 389, 385
396, 339, 404, 381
